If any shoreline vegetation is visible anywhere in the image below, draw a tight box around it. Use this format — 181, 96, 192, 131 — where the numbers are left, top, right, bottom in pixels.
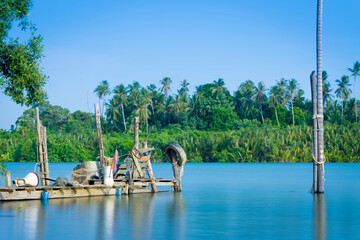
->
0, 76, 359, 164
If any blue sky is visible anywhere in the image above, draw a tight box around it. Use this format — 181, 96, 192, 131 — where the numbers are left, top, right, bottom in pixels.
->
1, 0, 359, 129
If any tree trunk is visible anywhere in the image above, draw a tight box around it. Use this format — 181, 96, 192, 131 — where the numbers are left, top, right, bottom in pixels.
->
316, 0, 325, 193
260, 105, 264, 123
310, 71, 318, 193
291, 99, 295, 126
146, 107, 149, 134
355, 76, 357, 123
341, 100, 344, 124
274, 106, 280, 127
121, 103, 127, 131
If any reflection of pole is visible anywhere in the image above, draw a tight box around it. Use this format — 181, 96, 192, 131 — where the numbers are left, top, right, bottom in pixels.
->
168, 193, 186, 240
314, 194, 327, 240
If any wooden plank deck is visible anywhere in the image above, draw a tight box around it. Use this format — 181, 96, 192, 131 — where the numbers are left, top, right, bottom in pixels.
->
0, 179, 176, 201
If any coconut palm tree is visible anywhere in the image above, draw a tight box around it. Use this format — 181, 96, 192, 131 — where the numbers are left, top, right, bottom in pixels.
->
179, 79, 190, 96
113, 84, 128, 131
253, 82, 267, 123
94, 80, 110, 116
270, 85, 281, 127
348, 61, 360, 122
105, 98, 120, 130
335, 75, 352, 124
288, 79, 298, 126
160, 77, 172, 97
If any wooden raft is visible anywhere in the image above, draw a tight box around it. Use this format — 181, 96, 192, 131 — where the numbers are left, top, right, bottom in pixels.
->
0, 179, 177, 201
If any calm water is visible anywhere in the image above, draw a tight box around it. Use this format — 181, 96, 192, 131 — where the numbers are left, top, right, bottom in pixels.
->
0, 163, 359, 240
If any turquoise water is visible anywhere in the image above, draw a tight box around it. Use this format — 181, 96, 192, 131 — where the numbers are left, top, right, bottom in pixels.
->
0, 163, 359, 240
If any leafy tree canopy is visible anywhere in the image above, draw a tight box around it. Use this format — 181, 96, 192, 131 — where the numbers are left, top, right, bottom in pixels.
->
0, 0, 47, 106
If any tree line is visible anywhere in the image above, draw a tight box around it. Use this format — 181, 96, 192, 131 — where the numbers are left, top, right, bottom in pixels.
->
94, 63, 359, 133
0, 62, 359, 164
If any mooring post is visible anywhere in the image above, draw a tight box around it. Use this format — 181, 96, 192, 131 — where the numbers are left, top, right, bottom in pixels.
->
170, 150, 181, 192
36, 107, 46, 186
5, 171, 11, 187
95, 104, 105, 168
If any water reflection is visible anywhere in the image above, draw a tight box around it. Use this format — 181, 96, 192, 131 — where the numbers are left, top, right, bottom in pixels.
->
0, 193, 186, 240
314, 194, 327, 240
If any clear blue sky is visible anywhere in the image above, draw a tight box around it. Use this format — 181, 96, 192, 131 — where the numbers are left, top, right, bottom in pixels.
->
1, 0, 359, 129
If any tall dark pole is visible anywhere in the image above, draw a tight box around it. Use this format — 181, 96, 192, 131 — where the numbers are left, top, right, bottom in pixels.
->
310, 71, 318, 193
316, 0, 325, 193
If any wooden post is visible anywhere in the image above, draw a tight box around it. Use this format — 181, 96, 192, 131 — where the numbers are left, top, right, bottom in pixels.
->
134, 117, 139, 149
142, 141, 158, 193
36, 107, 46, 186
42, 127, 50, 186
316, 0, 325, 193
95, 104, 105, 168
310, 71, 318, 193
5, 171, 11, 187
170, 150, 181, 192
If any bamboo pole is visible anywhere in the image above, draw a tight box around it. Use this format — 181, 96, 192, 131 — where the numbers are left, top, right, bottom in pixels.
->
310, 71, 318, 193
36, 107, 46, 186
42, 127, 50, 186
95, 104, 105, 168
316, 0, 325, 193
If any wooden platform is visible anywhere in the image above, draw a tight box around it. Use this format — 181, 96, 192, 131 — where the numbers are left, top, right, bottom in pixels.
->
0, 179, 177, 201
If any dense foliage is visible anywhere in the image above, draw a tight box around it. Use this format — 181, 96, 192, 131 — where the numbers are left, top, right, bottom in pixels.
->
0, 0, 47, 106
0, 70, 359, 164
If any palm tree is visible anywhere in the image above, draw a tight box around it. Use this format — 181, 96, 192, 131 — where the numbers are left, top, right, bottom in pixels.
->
105, 98, 120, 130
270, 85, 281, 127
288, 79, 298, 126
179, 79, 190, 96
253, 82, 267, 123
113, 84, 128, 131
348, 61, 360, 122
335, 75, 352, 124
160, 77, 172, 97
94, 80, 110, 116
212, 78, 227, 105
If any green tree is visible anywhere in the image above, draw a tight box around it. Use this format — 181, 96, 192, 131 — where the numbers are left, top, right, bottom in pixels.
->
335, 75, 351, 124
0, 0, 47, 106
113, 84, 128, 131
160, 77, 172, 98
94, 80, 110, 116
253, 82, 267, 123
270, 85, 282, 127
288, 79, 298, 126
348, 61, 359, 122
322, 71, 333, 108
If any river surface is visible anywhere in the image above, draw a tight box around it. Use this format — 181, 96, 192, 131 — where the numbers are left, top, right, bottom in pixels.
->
0, 163, 359, 240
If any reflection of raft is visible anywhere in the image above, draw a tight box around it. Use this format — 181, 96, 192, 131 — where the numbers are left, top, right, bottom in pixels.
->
0, 105, 186, 201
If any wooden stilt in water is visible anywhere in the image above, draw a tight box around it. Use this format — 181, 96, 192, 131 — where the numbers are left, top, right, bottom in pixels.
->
95, 104, 105, 168
5, 171, 11, 187
42, 127, 50, 186
169, 150, 181, 192
36, 107, 46, 186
